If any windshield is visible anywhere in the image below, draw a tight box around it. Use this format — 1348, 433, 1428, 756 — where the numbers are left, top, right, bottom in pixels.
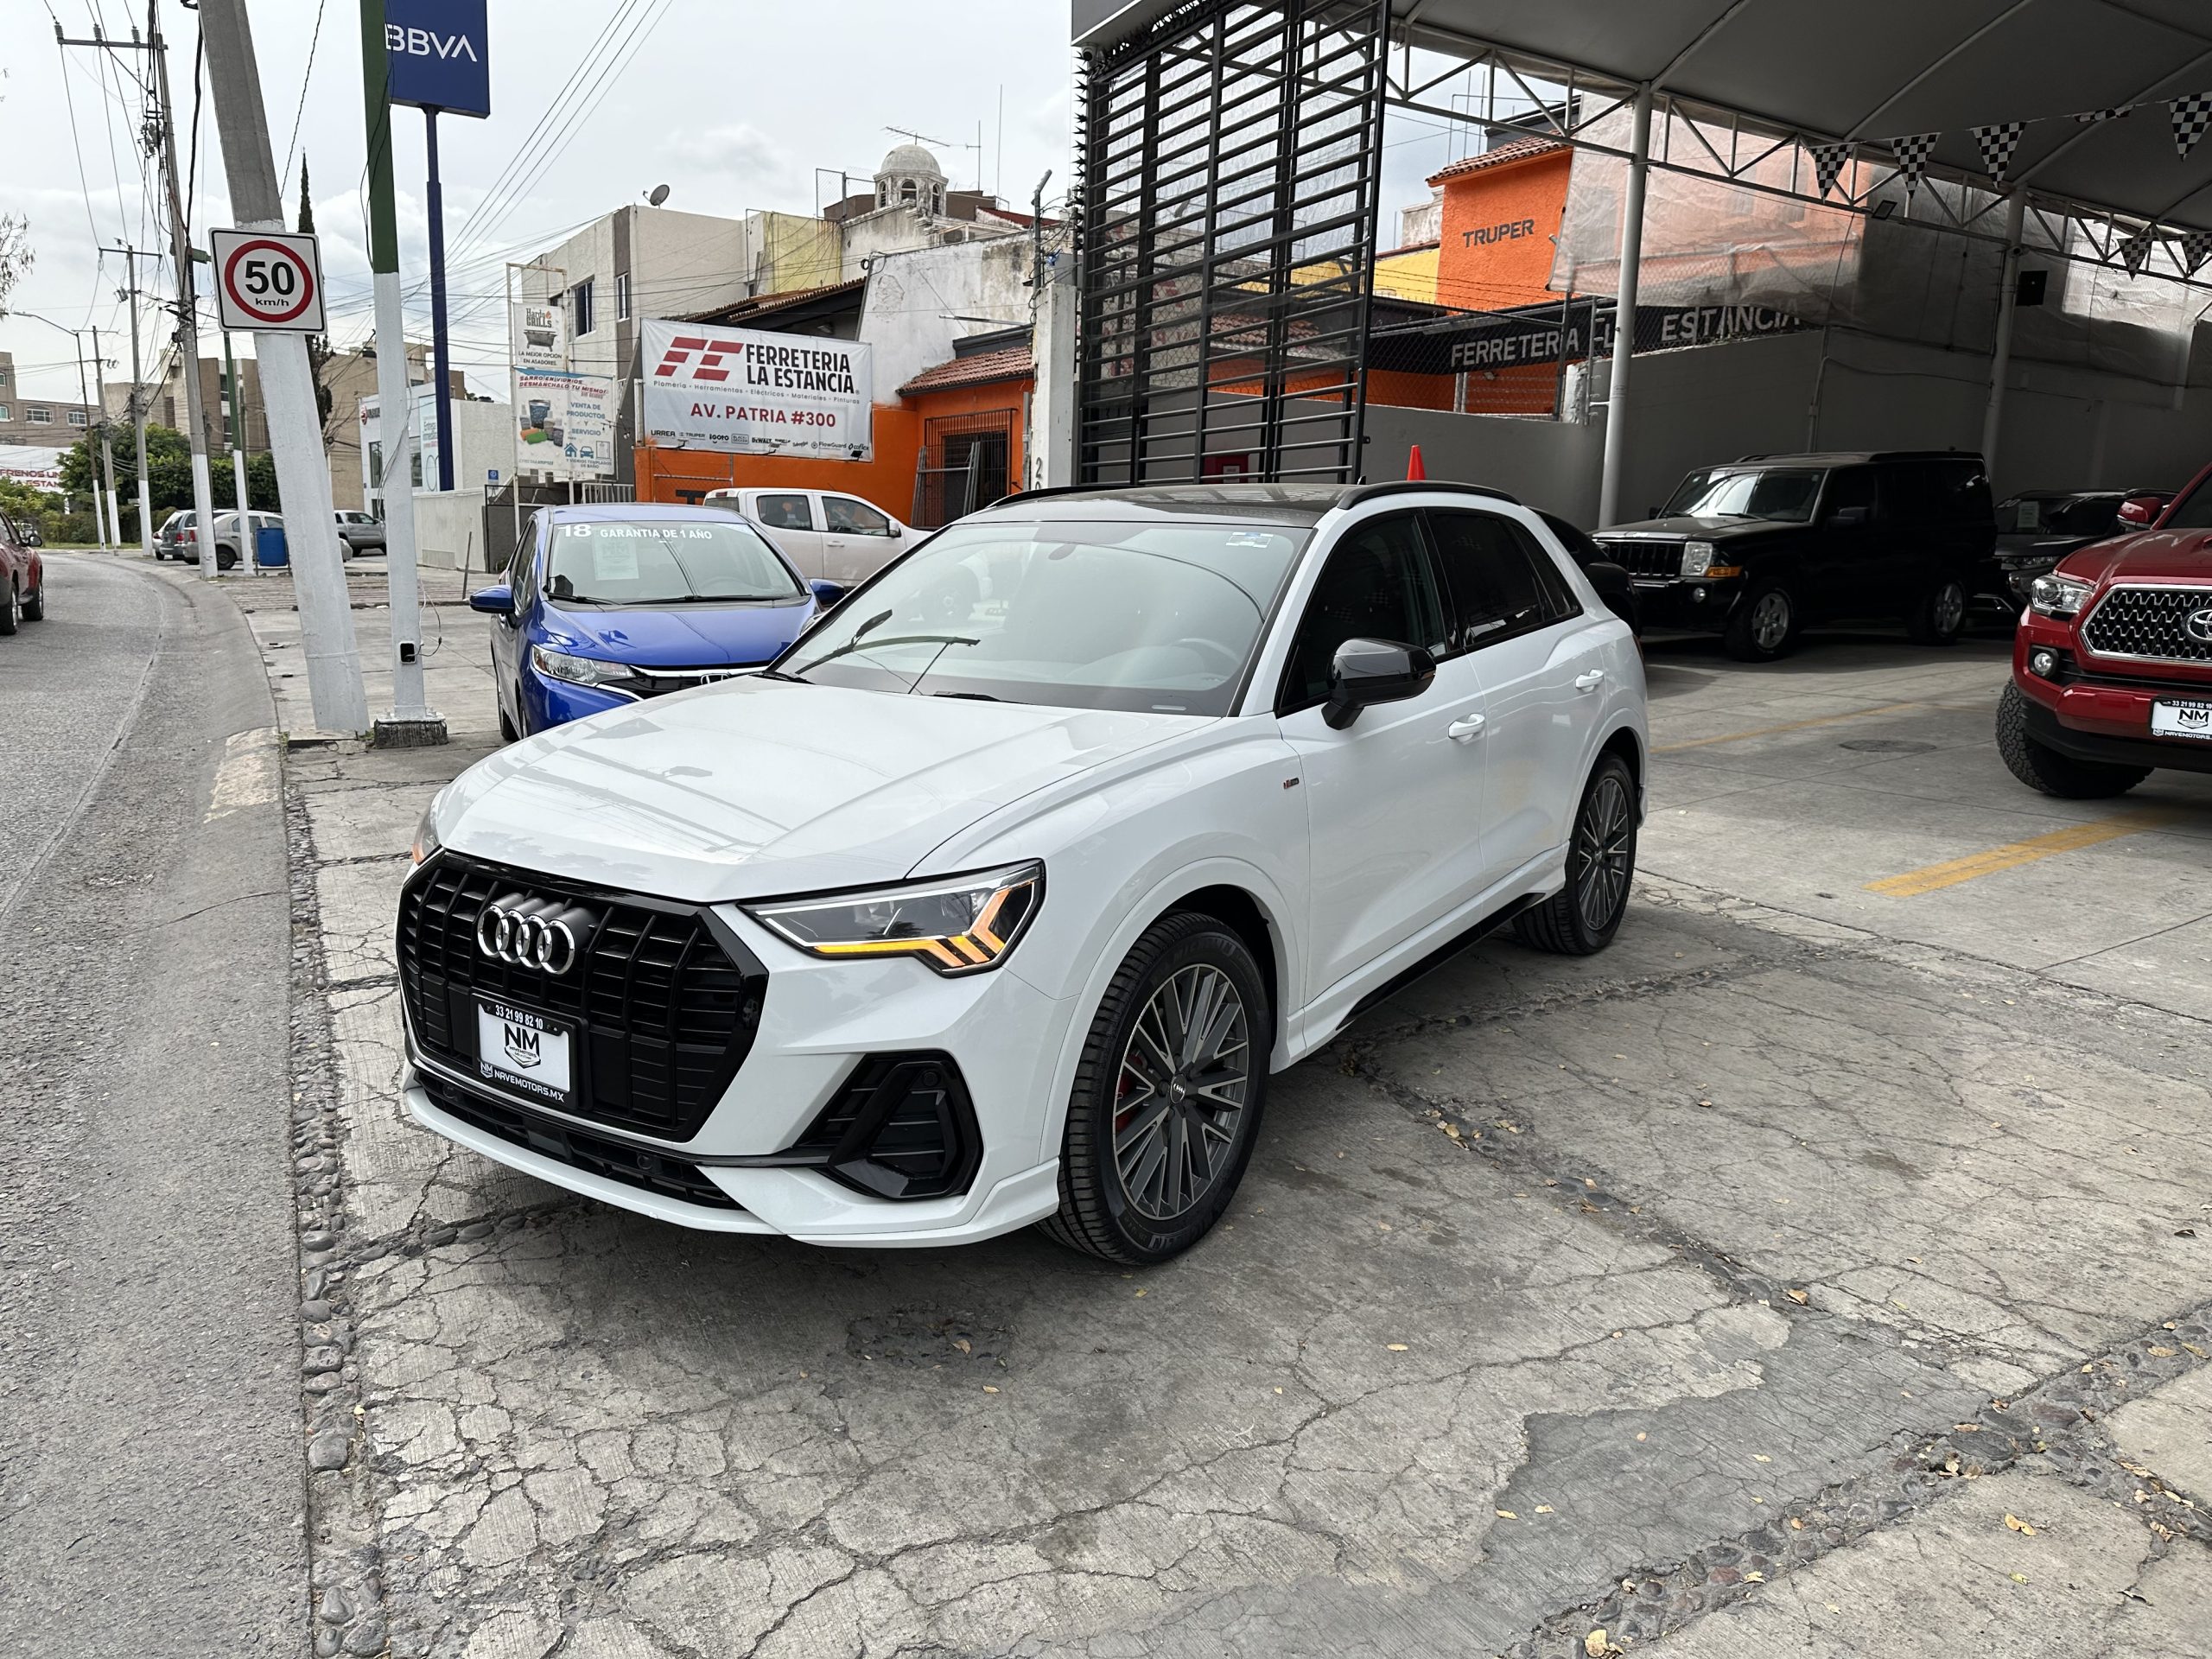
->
1663, 467, 1823, 523
779, 518, 1309, 715
2163, 484, 2212, 531
543, 518, 803, 606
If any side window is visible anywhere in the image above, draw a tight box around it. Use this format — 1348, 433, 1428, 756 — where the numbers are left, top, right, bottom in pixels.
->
1279, 513, 1446, 712
1942, 460, 1993, 526
1427, 511, 1580, 652
755, 493, 815, 531
823, 495, 892, 535
1826, 467, 1879, 520
511, 514, 542, 600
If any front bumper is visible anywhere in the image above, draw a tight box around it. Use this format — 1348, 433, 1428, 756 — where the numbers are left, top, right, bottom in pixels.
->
2012, 620, 2212, 775
1628, 576, 1743, 632
399, 867, 1078, 1246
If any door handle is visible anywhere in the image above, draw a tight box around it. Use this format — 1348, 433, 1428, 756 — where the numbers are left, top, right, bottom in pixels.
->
1446, 714, 1486, 742
1574, 670, 1606, 691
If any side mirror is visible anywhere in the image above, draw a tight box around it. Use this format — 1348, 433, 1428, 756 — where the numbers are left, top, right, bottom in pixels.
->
1322, 638, 1435, 730
468, 583, 516, 616
1646, 505, 1661, 520
2117, 494, 2163, 526
1582, 558, 1633, 604
1830, 505, 1872, 528
809, 579, 848, 607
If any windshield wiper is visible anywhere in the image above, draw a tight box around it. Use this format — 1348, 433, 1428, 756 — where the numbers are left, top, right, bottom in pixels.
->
931, 690, 1001, 701
791, 630, 976, 675
756, 666, 811, 684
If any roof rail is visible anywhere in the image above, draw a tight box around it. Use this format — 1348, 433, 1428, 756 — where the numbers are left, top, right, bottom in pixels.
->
1338, 480, 1520, 509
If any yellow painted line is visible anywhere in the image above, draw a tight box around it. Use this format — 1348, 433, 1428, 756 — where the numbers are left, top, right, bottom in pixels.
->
1653, 701, 1924, 755
1865, 810, 2177, 898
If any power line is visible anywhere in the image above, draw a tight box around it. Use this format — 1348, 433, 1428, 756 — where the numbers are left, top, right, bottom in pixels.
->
279, 0, 328, 201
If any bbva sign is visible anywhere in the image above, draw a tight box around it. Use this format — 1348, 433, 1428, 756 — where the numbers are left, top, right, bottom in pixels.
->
384, 0, 490, 119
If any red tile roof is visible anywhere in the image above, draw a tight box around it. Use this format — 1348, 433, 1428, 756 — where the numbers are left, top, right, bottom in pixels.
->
899, 344, 1035, 397
1427, 136, 1571, 188
684, 278, 867, 326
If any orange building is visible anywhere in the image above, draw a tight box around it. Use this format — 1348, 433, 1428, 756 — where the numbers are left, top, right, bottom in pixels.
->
1365, 136, 1577, 418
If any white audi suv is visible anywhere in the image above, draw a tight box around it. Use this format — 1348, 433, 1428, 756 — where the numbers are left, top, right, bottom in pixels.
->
399, 483, 1649, 1264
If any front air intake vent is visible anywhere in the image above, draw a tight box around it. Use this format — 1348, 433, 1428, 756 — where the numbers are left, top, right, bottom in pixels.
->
789, 1053, 981, 1201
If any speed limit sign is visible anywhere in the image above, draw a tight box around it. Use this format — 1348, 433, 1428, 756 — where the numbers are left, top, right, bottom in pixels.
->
211, 227, 327, 333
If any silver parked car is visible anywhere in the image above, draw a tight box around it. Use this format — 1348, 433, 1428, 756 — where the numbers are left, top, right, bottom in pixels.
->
335, 509, 385, 560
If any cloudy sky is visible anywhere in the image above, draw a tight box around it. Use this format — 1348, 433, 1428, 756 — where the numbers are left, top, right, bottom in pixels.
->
0, 0, 1464, 410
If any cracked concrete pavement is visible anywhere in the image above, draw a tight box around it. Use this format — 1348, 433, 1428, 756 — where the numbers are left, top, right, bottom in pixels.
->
220, 569, 2212, 1657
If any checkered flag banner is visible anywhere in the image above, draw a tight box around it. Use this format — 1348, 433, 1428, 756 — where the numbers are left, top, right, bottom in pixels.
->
2172, 92, 2212, 158
2182, 231, 2212, 275
2075, 105, 2133, 124
1890, 133, 1940, 194
1973, 122, 2026, 183
1811, 140, 1853, 198
2120, 231, 2154, 278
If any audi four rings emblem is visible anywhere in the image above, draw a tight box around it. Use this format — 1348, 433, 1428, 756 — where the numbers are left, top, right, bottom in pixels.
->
476, 894, 597, 976
2186, 607, 2212, 645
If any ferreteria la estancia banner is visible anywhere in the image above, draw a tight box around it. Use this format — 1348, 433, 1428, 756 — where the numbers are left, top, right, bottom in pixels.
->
639, 319, 875, 461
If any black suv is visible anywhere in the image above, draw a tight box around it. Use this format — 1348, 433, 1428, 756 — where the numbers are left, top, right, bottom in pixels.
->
1594, 451, 1995, 661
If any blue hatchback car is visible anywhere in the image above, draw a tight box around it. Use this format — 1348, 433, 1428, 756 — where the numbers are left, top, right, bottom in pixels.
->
471, 503, 841, 738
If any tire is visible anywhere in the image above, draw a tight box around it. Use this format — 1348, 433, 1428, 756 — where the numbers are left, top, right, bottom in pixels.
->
499, 706, 519, 743
1515, 752, 1638, 956
0, 580, 16, 636
1723, 582, 1798, 662
1040, 912, 1272, 1266
216, 545, 238, 571
20, 575, 42, 622
1995, 682, 2148, 799
1906, 575, 1968, 646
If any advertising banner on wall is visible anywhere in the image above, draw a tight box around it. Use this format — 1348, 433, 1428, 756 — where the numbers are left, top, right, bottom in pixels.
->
514, 369, 615, 480
639, 318, 874, 461
509, 297, 565, 373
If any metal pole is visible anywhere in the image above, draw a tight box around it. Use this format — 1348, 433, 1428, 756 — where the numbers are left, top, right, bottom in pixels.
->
91, 324, 121, 548
358, 0, 438, 734
1596, 83, 1654, 529
149, 3, 221, 582
198, 0, 372, 731
425, 106, 456, 493
222, 328, 251, 512
66, 328, 109, 547
124, 267, 152, 558
1981, 191, 2027, 485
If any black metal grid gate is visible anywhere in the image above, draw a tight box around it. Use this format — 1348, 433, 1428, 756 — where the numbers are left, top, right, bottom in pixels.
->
1073, 0, 1389, 486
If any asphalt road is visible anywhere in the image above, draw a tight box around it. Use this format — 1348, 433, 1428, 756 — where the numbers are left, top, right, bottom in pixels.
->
0, 555, 306, 1656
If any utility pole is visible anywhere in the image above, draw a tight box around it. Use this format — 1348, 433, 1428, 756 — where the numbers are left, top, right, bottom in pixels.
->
69, 332, 109, 547
354, 0, 441, 740
195, 0, 371, 733
222, 329, 251, 512
91, 325, 122, 549
143, 2, 221, 581
101, 248, 156, 557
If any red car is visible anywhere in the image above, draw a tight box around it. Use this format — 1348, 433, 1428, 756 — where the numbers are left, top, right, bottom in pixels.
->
0, 510, 45, 635
1999, 462, 2212, 796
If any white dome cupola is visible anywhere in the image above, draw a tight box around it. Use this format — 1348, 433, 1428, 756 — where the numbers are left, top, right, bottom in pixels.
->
876, 143, 948, 214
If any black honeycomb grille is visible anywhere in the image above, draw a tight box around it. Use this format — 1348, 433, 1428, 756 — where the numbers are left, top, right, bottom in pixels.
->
2082, 586, 2212, 664
397, 854, 766, 1141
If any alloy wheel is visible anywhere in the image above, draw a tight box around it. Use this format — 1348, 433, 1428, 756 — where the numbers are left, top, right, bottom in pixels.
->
1933, 581, 1966, 636
1751, 591, 1791, 652
1573, 772, 1636, 933
1112, 963, 1252, 1223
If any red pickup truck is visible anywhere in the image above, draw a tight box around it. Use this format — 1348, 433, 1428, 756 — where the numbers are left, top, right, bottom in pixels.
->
1999, 460, 2212, 795
0, 510, 45, 634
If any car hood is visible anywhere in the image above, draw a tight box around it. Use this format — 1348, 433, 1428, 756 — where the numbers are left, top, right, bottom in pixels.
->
537, 599, 816, 669
2057, 527, 2212, 586
435, 679, 1197, 902
1596, 514, 1785, 543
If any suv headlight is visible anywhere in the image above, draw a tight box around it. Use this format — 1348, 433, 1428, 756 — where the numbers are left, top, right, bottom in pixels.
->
747, 862, 1044, 976
1681, 540, 1718, 576
2030, 575, 2094, 620
410, 792, 445, 866
531, 645, 627, 687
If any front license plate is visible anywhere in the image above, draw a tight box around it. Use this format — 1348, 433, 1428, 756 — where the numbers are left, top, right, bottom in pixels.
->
475, 999, 575, 1108
2151, 700, 2212, 741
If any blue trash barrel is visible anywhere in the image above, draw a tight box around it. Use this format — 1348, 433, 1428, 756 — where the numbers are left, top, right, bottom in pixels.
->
254, 524, 289, 568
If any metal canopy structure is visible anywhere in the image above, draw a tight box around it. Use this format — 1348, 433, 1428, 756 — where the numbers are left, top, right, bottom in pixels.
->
1071, 0, 2212, 497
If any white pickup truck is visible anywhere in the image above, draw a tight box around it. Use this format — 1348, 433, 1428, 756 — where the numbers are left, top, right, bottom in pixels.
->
699, 486, 920, 586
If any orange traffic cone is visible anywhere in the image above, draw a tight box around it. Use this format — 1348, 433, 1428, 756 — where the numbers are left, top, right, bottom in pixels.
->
1407, 444, 1427, 481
